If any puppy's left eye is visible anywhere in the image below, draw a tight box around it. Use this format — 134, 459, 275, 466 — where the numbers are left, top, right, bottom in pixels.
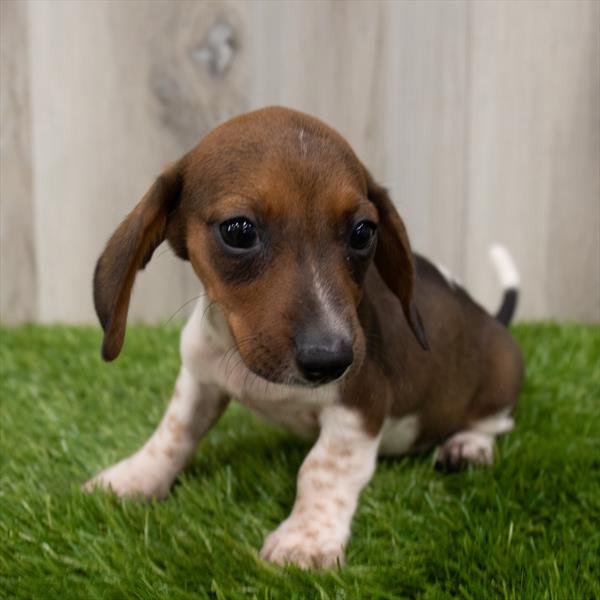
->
219, 217, 258, 250
349, 221, 377, 253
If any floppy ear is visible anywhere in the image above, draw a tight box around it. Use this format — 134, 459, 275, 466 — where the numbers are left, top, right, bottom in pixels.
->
93, 163, 184, 361
365, 170, 429, 350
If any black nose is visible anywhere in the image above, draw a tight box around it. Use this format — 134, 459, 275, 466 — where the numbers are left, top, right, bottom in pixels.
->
294, 333, 353, 384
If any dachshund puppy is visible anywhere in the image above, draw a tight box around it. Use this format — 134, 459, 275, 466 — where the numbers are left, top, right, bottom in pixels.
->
85, 107, 523, 569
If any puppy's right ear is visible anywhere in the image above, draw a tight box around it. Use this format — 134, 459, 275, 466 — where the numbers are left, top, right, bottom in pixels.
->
93, 163, 183, 361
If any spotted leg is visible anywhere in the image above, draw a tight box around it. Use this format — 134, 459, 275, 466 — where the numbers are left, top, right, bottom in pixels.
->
260, 405, 381, 569
84, 366, 228, 499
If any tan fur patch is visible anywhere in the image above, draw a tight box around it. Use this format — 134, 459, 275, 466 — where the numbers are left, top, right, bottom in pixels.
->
327, 439, 353, 458
333, 497, 347, 509
310, 477, 335, 491
294, 503, 307, 516
321, 458, 341, 473
166, 415, 186, 441
164, 446, 177, 459
302, 458, 321, 471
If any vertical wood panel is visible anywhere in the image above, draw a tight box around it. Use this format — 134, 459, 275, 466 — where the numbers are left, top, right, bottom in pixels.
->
1, 0, 597, 324
382, 1, 468, 276
544, 1, 600, 321
252, 0, 468, 276
0, 0, 37, 323
28, 0, 251, 323
465, 0, 600, 320
252, 1, 397, 163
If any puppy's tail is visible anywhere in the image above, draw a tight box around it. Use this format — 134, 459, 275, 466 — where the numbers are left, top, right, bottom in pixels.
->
489, 244, 520, 326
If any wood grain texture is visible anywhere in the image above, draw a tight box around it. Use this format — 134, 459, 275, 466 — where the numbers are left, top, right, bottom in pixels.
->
1, 0, 598, 324
27, 0, 251, 323
0, 0, 37, 323
465, 0, 600, 321
252, 0, 468, 277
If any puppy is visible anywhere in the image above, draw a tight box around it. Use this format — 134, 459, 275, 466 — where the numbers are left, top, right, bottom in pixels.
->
85, 107, 523, 569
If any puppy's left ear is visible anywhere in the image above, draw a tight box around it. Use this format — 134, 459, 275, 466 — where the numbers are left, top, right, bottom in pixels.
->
365, 170, 429, 350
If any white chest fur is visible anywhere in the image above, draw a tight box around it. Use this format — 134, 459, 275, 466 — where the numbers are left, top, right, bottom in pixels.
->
379, 415, 420, 455
180, 298, 337, 438
181, 297, 419, 453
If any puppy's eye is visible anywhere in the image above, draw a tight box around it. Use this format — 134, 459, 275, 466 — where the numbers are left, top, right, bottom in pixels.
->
219, 218, 258, 250
349, 221, 377, 253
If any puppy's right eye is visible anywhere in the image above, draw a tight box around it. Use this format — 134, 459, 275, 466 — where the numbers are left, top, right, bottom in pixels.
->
219, 217, 258, 250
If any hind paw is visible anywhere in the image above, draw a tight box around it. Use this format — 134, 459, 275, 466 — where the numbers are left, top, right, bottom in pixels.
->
435, 431, 494, 472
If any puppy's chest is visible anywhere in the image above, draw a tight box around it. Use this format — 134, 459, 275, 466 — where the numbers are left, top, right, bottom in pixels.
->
190, 337, 418, 449
222, 360, 336, 438
193, 348, 331, 440
213, 358, 418, 453
184, 298, 418, 450
212, 370, 331, 440
237, 394, 321, 438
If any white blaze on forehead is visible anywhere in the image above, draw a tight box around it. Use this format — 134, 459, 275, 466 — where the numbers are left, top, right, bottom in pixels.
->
299, 127, 308, 156
310, 263, 350, 339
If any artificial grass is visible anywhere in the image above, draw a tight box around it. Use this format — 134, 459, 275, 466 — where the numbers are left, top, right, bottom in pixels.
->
0, 323, 598, 599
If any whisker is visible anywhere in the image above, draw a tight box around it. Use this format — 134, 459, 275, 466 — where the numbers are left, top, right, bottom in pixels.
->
225, 350, 248, 385
200, 299, 217, 323
220, 335, 258, 386
220, 344, 242, 380
243, 363, 253, 391
164, 294, 203, 325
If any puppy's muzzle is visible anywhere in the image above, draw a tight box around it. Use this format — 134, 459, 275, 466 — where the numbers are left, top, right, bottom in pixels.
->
294, 328, 353, 384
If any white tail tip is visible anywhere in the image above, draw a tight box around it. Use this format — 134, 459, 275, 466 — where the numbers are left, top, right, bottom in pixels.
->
489, 244, 520, 289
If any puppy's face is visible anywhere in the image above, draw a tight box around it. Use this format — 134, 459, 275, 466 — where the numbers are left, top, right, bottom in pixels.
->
94, 108, 427, 383
184, 125, 378, 385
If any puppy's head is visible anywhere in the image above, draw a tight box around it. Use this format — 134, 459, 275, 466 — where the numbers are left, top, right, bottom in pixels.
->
94, 107, 427, 384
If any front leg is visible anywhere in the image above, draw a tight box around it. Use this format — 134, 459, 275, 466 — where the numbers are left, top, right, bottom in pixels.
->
84, 366, 228, 499
260, 405, 381, 569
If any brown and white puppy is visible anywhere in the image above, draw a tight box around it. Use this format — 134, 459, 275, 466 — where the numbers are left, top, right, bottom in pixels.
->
85, 107, 523, 569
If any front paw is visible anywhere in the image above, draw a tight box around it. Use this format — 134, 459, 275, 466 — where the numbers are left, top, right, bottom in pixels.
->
83, 453, 171, 500
260, 517, 345, 569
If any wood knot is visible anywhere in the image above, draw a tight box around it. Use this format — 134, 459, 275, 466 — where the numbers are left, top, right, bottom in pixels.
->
190, 22, 237, 77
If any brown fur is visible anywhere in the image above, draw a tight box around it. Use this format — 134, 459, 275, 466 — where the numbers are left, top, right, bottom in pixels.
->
94, 106, 523, 447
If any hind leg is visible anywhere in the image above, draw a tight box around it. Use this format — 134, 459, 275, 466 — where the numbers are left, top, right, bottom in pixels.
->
435, 323, 523, 472
435, 408, 514, 471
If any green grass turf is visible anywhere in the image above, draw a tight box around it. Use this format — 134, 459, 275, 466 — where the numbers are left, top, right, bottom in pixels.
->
0, 323, 599, 599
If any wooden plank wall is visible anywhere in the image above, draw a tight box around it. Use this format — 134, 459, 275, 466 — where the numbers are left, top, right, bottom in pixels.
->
0, 0, 37, 321
1, 0, 598, 325
465, 0, 600, 321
